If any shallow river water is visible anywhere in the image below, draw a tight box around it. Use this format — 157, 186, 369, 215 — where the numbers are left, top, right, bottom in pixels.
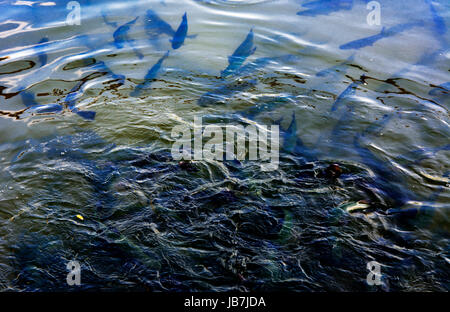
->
0, 0, 449, 291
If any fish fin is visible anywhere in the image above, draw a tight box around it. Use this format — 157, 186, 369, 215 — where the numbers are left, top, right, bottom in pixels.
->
76, 110, 96, 120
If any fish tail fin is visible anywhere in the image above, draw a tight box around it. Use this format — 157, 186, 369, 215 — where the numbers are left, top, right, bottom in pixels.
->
76, 110, 96, 120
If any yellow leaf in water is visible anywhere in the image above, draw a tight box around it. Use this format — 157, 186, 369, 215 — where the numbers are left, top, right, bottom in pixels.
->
76, 214, 84, 221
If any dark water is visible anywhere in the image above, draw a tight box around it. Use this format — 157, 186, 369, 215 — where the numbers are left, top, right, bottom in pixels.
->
0, 0, 449, 291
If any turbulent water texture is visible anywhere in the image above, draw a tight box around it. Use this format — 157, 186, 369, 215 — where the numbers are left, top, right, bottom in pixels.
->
0, 0, 449, 291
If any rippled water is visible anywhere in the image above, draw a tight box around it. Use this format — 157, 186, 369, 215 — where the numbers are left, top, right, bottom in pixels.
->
0, 0, 449, 291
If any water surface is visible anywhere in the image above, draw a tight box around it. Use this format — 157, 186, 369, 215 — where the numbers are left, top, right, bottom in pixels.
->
0, 0, 449, 291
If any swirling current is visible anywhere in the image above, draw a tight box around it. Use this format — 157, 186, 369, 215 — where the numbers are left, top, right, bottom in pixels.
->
0, 0, 449, 292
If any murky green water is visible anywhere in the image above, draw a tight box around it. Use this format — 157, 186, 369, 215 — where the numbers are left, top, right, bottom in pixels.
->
0, 0, 449, 291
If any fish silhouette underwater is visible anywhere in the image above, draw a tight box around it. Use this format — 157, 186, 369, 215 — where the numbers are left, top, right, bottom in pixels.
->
197, 79, 257, 107
113, 17, 144, 59
424, 0, 446, 38
15, 55, 127, 121
297, 0, 353, 17
170, 12, 197, 50
221, 28, 257, 78
131, 51, 170, 97
18, 91, 93, 120
145, 9, 176, 48
429, 82, 450, 97
339, 22, 424, 50
316, 54, 356, 78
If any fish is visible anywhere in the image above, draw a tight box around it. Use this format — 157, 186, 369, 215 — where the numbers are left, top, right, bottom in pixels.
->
353, 133, 415, 207
25, 103, 63, 115
340, 22, 424, 50
170, 12, 196, 50
306, 52, 361, 152
19, 57, 124, 120
341, 200, 371, 213
63, 82, 96, 120
359, 48, 445, 141
20, 91, 39, 107
282, 112, 317, 161
131, 51, 170, 97
418, 169, 450, 185
316, 54, 355, 78
64, 59, 125, 103
425, 0, 446, 37
227, 56, 272, 78
0, 23, 18, 33
297, 0, 353, 17
113, 17, 139, 49
145, 9, 175, 42
429, 82, 450, 97
386, 172, 449, 218
241, 95, 295, 120
276, 208, 294, 244
62, 72, 103, 121
330, 77, 364, 112
101, 9, 118, 28
197, 79, 257, 106
69, 107, 96, 120
313, 76, 366, 150
92, 60, 126, 85
227, 54, 297, 78
395, 144, 450, 165
221, 28, 257, 78
9, 133, 162, 280
36, 37, 49, 67
113, 17, 143, 59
